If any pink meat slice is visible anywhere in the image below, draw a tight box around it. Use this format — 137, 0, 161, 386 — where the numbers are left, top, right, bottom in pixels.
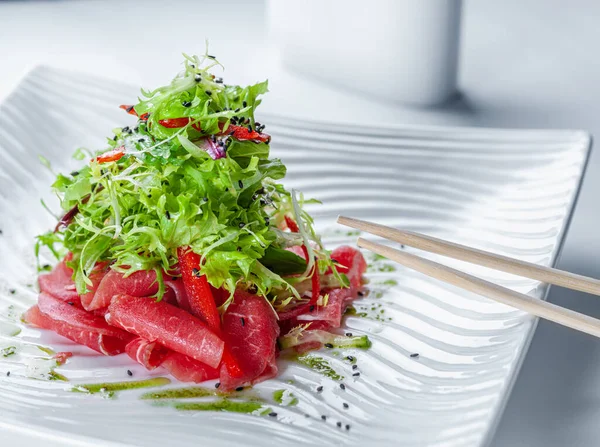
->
24, 293, 134, 355
38, 259, 79, 303
82, 269, 159, 311
79, 268, 109, 311
161, 351, 220, 383
164, 278, 191, 312
219, 291, 279, 390
295, 287, 348, 329
106, 295, 225, 369
331, 245, 367, 292
125, 338, 169, 370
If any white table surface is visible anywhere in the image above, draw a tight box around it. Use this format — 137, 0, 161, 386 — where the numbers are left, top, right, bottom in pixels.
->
2, 0, 600, 445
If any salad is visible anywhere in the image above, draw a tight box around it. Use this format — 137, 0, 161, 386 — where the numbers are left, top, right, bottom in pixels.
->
26, 53, 369, 390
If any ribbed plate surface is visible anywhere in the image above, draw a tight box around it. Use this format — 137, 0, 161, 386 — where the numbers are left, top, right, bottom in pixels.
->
0, 67, 591, 447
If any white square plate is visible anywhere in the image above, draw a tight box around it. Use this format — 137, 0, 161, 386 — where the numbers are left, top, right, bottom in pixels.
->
0, 67, 591, 446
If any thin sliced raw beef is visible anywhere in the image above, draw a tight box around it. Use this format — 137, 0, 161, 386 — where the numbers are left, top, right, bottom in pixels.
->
106, 295, 224, 369
125, 338, 169, 370
164, 278, 191, 312
295, 287, 348, 329
53, 351, 73, 365
330, 245, 367, 291
219, 291, 279, 390
38, 259, 79, 303
24, 293, 134, 355
80, 268, 109, 311
161, 351, 220, 383
82, 269, 159, 311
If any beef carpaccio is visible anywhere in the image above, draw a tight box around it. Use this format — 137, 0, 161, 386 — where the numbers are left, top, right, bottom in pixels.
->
26, 54, 370, 390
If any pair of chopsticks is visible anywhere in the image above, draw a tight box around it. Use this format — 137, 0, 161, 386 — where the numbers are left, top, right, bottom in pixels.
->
337, 216, 600, 339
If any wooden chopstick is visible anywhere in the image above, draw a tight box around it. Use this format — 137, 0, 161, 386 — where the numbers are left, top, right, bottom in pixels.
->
356, 237, 600, 338
338, 215, 600, 296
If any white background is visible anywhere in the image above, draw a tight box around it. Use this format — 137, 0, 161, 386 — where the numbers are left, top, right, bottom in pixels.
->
2, 0, 600, 445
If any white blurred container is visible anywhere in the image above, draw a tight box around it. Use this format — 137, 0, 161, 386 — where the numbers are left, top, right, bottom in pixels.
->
267, 0, 462, 106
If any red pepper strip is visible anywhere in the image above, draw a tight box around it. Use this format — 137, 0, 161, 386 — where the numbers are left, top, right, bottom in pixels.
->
94, 146, 125, 163
119, 104, 137, 116
119, 104, 149, 121
177, 247, 221, 332
277, 263, 320, 321
158, 117, 195, 128
285, 216, 309, 261
157, 118, 270, 142
177, 247, 243, 378
227, 125, 270, 143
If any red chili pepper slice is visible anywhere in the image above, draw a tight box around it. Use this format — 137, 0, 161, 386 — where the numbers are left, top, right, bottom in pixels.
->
94, 146, 125, 163
119, 105, 149, 121
177, 247, 221, 332
158, 117, 193, 128
119, 104, 137, 116
284, 216, 309, 260
157, 118, 270, 142
177, 247, 243, 377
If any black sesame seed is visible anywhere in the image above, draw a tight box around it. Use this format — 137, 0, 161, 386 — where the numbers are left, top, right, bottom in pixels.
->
237, 246, 242, 252
122, 126, 130, 133
182, 101, 192, 107
215, 382, 221, 388
215, 78, 223, 84
316, 386, 323, 392
309, 305, 315, 312
203, 197, 209, 202
67, 301, 74, 306
340, 383, 346, 390
239, 222, 245, 228
194, 74, 202, 82
304, 414, 310, 418
205, 90, 212, 96
192, 268, 200, 277
343, 403, 349, 409
236, 386, 244, 392
410, 353, 419, 358
6, 371, 10, 377
137, 138, 145, 143
234, 108, 240, 113
171, 276, 178, 281
352, 364, 358, 370
9, 289, 16, 295
268, 412, 277, 417
165, 210, 171, 219
241, 317, 245, 327
346, 332, 353, 337
336, 422, 342, 428
353, 372, 360, 377
321, 415, 327, 421
113, 135, 118, 141
247, 125, 252, 133
127, 370, 133, 376
134, 127, 139, 132
71, 171, 79, 176
207, 54, 216, 59
147, 194, 152, 198
345, 424, 350, 431
324, 343, 333, 348
346, 356, 354, 362
357, 290, 365, 297
242, 101, 247, 107
125, 106, 134, 113
238, 180, 243, 189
